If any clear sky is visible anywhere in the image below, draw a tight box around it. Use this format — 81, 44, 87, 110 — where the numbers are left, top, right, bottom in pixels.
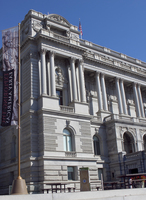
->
1, 0, 146, 62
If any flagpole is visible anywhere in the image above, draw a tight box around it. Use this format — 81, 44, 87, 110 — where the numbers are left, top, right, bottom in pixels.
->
11, 23, 28, 195
18, 22, 21, 180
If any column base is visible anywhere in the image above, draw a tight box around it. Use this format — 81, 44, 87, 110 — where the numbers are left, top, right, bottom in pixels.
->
38, 95, 60, 110
96, 110, 111, 121
11, 177, 28, 195
70, 101, 89, 115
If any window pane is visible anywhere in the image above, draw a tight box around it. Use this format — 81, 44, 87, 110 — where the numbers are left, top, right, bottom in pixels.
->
68, 167, 74, 180
67, 135, 72, 151
63, 129, 70, 136
98, 168, 103, 180
63, 135, 67, 151
93, 136, 100, 155
56, 90, 63, 105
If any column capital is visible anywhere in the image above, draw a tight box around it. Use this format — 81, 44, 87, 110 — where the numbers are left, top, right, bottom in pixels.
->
137, 83, 141, 88
71, 57, 76, 63
101, 73, 105, 78
50, 51, 56, 57
40, 48, 47, 54
120, 78, 124, 83
133, 82, 137, 87
79, 59, 84, 64
96, 71, 100, 76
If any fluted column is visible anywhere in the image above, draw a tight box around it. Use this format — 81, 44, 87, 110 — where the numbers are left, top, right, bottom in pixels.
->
41, 49, 47, 95
96, 72, 103, 111
78, 60, 86, 103
101, 73, 108, 111
137, 84, 144, 118
50, 51, 56, 97
70, 58, 77, 101
116, 78, 123, 114
133, 83, 141, 117
120, 79, 127, 115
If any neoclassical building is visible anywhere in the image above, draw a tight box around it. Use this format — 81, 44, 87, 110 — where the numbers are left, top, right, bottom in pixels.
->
0, 10, 146, 194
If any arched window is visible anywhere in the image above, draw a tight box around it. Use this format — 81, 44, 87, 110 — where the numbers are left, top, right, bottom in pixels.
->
143, 135, 146, 151
123, 132, 135, 154
63, 129, 73, 152
93, 135, 100, 155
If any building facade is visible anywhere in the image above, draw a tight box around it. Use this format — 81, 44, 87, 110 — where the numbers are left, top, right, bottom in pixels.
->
0, 10, 146, 194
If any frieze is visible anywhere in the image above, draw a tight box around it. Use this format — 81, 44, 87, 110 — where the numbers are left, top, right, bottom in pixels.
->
83, 51, 146, 77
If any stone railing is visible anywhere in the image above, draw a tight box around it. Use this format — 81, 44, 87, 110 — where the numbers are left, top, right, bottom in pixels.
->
60, 105, 74, 113
53, 33, 70, 43
104, 114, 146, 123
65, 151, 76, 157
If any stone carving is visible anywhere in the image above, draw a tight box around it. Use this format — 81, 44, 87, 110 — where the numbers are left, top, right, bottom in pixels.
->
33, 21, 43, 32
108, 95, 117, 102
127, 99, 135, 105
95, 128, 99, 134
55, 66, 67, 86
48, 14, 70, 26
66, 120, 70, 127
139, 129, 146, 140
119, 126, 136, 139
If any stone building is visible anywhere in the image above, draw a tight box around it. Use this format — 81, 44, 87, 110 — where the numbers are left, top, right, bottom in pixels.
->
0, 10, 146, 194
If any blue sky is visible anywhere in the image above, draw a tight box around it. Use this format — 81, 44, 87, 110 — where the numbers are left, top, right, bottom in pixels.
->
1, 0, 146, 62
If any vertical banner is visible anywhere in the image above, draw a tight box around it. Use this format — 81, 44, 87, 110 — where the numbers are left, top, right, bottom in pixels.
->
1, 26, 18, 126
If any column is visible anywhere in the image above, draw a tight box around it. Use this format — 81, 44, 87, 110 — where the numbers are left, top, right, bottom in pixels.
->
137, 84, 145, 118
70, 58, 77, 101
96, 72, 103, 111
78, 60, 86, 103
116, 78, 123, 114
68, 66, 72, 102
41, 49, 47, 95
133, 83, 141, 117
38, 55, 41, 96
50, 51, 56, 97
120, 79, 127, 115
101, 73, 108, 111
46, 54, 51, 96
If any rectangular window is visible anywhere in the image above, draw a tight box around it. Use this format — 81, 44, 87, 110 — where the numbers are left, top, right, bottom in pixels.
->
98, 168, 103, 180
56, 90, 63, 105
67, 166, 76, 180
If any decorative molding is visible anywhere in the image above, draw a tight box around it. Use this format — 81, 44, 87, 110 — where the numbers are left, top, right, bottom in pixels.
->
48, 14, 71, 27
66, 120, 70, 127
139, 129, 146, 140
119, 126, 136, 139
83, 51, 146, 77
32, 21, 43, 32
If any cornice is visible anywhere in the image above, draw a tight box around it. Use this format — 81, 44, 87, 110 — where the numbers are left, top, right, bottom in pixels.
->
83, 51, 146, 78
35, 30, 84, 52
37, 108, 92, 121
